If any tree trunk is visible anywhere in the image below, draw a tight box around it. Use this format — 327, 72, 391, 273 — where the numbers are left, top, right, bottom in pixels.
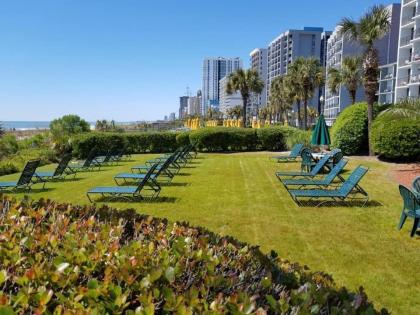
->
303, 96, 308, 130
350, 89, 356, 105
296, 100, 301, 129
243, 97, 247, 127
363, 47, 379, 156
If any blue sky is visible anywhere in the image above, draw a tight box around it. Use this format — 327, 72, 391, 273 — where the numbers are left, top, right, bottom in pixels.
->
0, 0, 392, 121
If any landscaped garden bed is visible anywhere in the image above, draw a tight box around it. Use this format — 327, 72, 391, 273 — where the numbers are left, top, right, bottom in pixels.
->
0, 196, 385, 314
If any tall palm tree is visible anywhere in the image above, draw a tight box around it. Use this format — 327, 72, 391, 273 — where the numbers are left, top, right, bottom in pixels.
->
328, 56, 363, 105
339, 4, 391, 155
270, 76, 294, 124
226, 69, 264, 127
289, 57, 324, 130
287, 62, 304, 128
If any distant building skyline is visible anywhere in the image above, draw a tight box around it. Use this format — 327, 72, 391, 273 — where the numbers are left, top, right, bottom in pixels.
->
202, 57, 242, 116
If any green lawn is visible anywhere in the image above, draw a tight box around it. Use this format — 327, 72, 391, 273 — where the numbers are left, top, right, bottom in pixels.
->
1, 152, 419, 314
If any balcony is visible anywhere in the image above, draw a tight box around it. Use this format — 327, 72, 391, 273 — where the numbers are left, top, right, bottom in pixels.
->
400, 35, 413, 46
397, 76, 410, 87
403, 0, 416, 6
401, 15, 415, 26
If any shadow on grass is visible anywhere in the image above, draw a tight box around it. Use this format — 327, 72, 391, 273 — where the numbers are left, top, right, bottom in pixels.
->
175, 173, 191, 176
6, 188, 56, 194
297, 200, 382, 208
159, 182, 189, 187
94, 196, 178, 204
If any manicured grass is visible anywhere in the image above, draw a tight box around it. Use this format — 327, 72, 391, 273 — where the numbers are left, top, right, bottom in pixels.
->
1, 152, 419, 313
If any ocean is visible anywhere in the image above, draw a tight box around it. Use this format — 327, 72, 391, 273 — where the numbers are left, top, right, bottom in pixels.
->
2, 121, 51, 131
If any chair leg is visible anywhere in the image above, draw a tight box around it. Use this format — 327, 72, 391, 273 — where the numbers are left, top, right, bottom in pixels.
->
410, 218, 420, 237
398, 211, 407, 230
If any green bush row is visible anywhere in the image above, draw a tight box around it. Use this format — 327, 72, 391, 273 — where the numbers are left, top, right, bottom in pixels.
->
0, 196, 386, 314
71, 127, 311, 157
71, 132, 179, 158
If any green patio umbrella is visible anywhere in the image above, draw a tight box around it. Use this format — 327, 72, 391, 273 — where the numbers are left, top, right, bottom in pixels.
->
311, 114, 331, 146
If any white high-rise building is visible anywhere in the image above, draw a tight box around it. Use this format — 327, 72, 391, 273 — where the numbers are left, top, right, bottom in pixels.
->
202, 57, 242, 116
396, 0, 420, 101
267, 27, 327, 117
219, 76, 243, 116
325, 3, 401, 125
249, 48, 268, 116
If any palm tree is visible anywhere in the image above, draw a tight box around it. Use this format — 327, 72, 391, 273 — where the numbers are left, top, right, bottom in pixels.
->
286, 62, 304, 128
226, 69, 264, 127
289, 57, 324, 130
270, 76, 294, 124
339, 4, 391, 155
328, 56, 363, 105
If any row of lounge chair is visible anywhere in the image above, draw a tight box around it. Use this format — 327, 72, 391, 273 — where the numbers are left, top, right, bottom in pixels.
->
274, 144, 369, 206
398, 177, 420, 237
86, 145, 197, 202
0, 148, 129, 193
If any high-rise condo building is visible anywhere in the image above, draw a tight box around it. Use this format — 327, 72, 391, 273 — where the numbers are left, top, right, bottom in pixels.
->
324, 3, 401, 125
249, 48, 268, 116
202, 57, 242, 116
396, 0, 420, 101
219, 76, 243, 116
179, 96, 189, 120
267, 27, 326, 114
187, 90, 202, 116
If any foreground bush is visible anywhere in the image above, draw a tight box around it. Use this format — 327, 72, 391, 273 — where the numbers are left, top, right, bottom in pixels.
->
331, 103, 370, 155
372, 117, 420, 161
0, 197, 386, 314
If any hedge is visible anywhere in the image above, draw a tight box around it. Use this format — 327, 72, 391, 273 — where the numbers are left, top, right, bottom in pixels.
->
71, 132, 179, 158
71, 127, 309, 157
331, 103, 371, 155
0, 196, 386, 314
372, 117, 420, 161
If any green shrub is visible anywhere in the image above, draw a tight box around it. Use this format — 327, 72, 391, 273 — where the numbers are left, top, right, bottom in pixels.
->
283, 127, 312, 150
331, 102, 372, 155
372, 117, 420, 161
189, 127, 258, 152
176, 131, 191, 146
72, 132, 179, 158
0, 148, 56, 176
256, 127, 288, 151
0, 196, 386, 314
0, 134, 19, 158
0, 161, 19, 175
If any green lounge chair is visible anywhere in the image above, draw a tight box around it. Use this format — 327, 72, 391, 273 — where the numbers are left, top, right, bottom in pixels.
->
0, 160, 43, 192
326, 149, 343, 170
300, 147, 316, 172
412, 176, 420, 200
87, 163, 160, 202
94, 151, 114, 166
67, 149, 100, 173
276, 154, 330, 179
397, 185, 420, 237
271, 144, 303, 162
34, 154, 74, 182
115, 156, 174, 185
281, 159, 348, 188
287, 166, 369, 207
132, 151, 182, 175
